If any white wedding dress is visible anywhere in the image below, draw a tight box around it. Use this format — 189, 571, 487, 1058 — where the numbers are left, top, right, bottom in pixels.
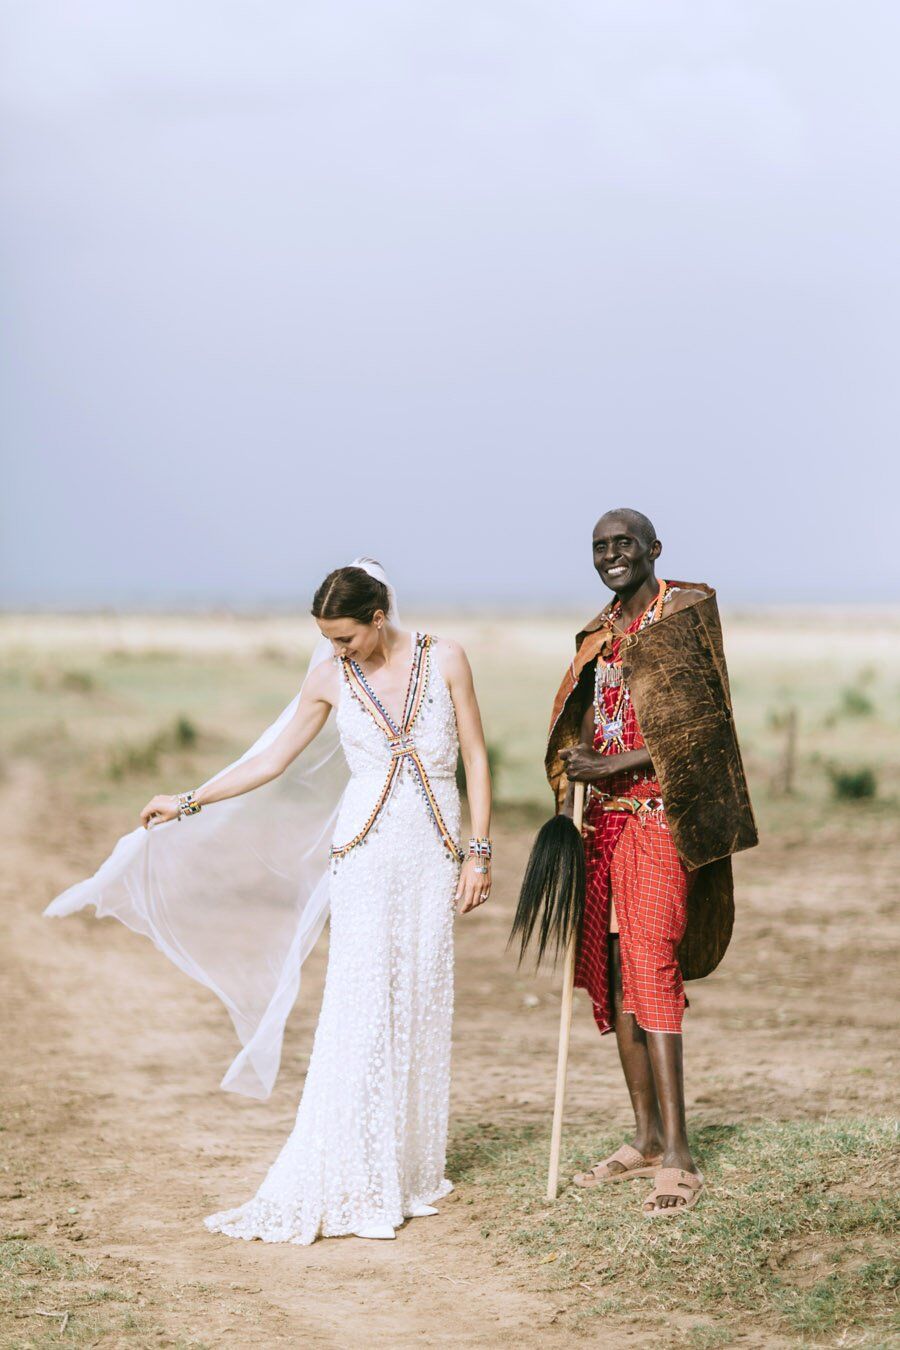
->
205, 633, 461, 1244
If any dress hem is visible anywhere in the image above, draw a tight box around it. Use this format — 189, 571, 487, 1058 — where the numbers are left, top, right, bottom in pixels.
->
204, 1178, 454, 1246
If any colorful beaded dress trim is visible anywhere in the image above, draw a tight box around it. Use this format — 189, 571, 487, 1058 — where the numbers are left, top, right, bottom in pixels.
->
331, 633, 463, 865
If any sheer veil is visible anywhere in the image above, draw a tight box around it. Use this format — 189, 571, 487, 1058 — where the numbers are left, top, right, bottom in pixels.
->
45, 558, 399, 1100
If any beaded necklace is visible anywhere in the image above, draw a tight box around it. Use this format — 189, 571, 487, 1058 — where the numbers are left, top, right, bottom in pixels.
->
593, 580, 668, 753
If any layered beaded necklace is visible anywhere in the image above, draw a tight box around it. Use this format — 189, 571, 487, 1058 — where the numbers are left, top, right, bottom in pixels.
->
593, 580, 668, 753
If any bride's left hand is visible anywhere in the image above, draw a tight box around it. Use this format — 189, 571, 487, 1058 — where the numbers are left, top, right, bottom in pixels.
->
456, 857, 491, 914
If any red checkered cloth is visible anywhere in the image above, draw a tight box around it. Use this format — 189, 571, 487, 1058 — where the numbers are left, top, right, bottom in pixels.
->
574, 624, 692, 1035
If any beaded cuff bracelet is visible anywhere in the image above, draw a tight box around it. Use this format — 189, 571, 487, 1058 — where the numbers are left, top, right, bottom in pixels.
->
177, 790, 201, 820
467, 837, 492, 860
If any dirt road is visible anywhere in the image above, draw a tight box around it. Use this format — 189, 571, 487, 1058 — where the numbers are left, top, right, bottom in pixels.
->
2, 764, 896, 1347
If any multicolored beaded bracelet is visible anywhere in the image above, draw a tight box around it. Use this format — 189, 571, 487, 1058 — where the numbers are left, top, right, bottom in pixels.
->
177, 790, 201, 819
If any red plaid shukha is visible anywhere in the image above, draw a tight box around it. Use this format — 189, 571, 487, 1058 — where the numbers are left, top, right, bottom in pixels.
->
574, 601, 693, 1035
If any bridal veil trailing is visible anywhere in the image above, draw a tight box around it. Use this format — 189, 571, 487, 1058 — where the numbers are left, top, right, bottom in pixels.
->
44, 559, 398, 1101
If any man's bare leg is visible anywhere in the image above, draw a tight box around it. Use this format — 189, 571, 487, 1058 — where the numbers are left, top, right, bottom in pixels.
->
607, 936, 664, 1171
610, 938, 698, 1206
644, 1032, 697, 1208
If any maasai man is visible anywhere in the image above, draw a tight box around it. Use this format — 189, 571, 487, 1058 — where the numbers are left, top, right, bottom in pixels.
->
546, 509, 757, 1216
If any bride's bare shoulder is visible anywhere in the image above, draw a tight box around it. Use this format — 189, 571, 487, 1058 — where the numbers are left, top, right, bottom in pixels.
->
303, 655, 341, 705
431, 635, 471, 682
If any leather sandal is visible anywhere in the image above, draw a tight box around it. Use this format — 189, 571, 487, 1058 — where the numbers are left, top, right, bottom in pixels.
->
572, 1143, 663, 1188
642, 1167, 704, 1218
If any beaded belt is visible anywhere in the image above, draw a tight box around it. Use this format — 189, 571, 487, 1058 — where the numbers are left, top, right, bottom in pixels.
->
330, 634, 463, 865
589, 791, 665, 816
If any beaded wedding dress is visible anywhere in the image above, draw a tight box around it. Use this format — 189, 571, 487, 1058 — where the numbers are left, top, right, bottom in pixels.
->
205, 633, 461, 1244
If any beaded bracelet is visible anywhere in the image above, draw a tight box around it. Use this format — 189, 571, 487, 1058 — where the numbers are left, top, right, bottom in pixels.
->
467, 837, 492, 860
177, 790, 201, 820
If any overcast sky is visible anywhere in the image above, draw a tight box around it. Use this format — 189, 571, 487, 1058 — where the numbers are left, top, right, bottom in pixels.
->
2, 1, 898, 612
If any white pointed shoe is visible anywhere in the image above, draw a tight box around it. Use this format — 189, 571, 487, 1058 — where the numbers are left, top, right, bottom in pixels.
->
353, 1223, 396, 1240
406, 1203, 439, 1217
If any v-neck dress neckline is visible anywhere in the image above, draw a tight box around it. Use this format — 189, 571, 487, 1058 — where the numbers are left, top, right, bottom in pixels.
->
348, 631, 418, 735
332, 633, 463, 866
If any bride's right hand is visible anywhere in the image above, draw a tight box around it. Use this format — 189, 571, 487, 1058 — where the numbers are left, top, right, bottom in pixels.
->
140, 794, 179, 829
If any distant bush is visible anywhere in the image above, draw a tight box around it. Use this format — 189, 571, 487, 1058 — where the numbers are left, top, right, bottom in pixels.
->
107, 716, 200, 780
107, 734, 165, 781
827, 765, 877, 801
32, 668, 96, 694
260, 645, 290, 664
838, 687, 874, 718
173, 716, 198, 748
59, 669, 96, 693
106, 648, 178, 663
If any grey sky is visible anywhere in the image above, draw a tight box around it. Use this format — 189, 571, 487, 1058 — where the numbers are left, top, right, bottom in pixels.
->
2, 1, 898, 611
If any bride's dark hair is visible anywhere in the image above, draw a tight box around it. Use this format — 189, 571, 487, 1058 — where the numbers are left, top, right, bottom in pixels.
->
312, 564, 390, 625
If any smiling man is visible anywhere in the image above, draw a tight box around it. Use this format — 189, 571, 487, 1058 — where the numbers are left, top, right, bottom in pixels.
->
545, 508, 757, 1217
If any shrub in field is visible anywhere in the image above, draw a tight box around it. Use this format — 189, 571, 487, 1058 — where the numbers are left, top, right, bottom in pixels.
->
107, 734, 166, 781
59, 669, 96, 693
173, 716, 197, 748
107, 716, 201, 780
31, 668, 97, 694
259, 645, 290, 664
827, 765, 877, 801
837, 687, 874, 717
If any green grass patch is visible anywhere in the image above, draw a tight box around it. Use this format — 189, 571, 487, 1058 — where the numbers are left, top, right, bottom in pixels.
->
448, 1117, 899, 1342
0, 1238, 145, 1347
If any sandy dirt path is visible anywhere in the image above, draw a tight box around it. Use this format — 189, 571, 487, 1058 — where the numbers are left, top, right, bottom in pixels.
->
4, 771, 584, 1348
2, 765, 895, 1347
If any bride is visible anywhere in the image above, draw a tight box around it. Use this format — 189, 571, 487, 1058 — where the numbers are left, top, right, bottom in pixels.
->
46, 559, 492, 1244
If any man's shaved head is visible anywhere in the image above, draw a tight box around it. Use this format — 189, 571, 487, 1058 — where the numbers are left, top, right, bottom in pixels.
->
594, 508, 658, 547
592, 508, 662, 597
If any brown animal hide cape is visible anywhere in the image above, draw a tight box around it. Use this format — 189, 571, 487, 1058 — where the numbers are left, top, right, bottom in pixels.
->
546, 582, 757, 980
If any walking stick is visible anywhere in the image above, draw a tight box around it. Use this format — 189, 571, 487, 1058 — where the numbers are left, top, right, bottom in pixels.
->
509, 778, 587, 1201
546, 781, 584, 1201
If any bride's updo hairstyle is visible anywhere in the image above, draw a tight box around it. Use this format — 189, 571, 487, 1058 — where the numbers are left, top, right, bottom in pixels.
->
311, 564, 390, 625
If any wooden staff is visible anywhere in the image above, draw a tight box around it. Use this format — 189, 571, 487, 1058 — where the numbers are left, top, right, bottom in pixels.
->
546, 781, 585, 1201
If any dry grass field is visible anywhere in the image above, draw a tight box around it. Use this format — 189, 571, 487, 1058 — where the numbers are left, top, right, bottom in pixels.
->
1, 609, 898, 1348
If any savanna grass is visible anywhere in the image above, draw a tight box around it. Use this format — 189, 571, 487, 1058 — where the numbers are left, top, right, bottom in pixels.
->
448, 1117, 900, 1342
4, 618, 900, 815
0, 1239, 143, 1348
